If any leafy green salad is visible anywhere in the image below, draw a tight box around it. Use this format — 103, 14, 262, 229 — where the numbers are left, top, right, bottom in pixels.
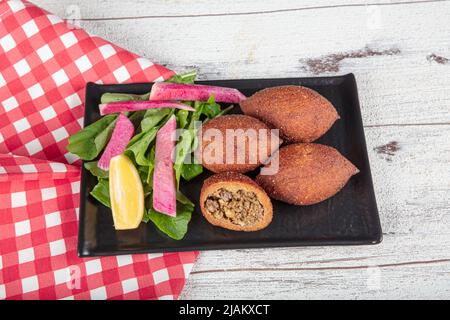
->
67, 71, 234, 240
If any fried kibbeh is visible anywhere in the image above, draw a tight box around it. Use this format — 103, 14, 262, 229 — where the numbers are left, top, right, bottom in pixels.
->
240, 85, 339, 143
256, 143, 359, 205
200, 172, 273, 231
199, 114, 280, 173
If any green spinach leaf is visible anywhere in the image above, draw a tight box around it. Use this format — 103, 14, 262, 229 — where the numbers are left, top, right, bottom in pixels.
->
201, 96, 221, 118
166, 70, 197, 84
67, 114, 117, 160
215, 104, 235, 117
143, 202, 193, 240
126, 127, 158, 166
174, 128, 196, 187
141, 108, 171, 132
181, 162, 203, 181
84, 161, 108, 179
128, 110, 146, 129
176, 190, 195, 208
90, 179, 110, 208
145, 145, 156, 185
177, 109, 190, 129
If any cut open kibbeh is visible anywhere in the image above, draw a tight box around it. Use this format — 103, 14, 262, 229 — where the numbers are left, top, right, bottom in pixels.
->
200, 172, 273, 231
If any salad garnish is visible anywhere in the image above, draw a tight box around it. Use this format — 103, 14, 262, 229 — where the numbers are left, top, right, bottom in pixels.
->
67, 70, 244, 240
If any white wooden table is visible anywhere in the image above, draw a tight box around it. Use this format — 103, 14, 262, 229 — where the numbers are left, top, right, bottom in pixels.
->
33, 0, 450, 299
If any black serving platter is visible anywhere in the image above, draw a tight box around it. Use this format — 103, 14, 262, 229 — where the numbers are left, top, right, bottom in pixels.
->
78, 74, 382, 257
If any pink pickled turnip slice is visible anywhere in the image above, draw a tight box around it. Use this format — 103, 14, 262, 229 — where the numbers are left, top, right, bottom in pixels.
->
149, 82, 246, 103
99, 100, 195, 116
153, 115, 177, 217
97, 113, 134, 170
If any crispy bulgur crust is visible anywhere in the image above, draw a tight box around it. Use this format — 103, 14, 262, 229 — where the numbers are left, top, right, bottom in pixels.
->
256, 143, 359, 205
240, 86, 339, 143
199, 114, 279, 173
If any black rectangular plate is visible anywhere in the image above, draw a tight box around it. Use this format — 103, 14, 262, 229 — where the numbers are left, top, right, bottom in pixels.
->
78, 74, 382, 257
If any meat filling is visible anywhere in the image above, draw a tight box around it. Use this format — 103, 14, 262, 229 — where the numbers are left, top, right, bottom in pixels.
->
204, 188, 264, 226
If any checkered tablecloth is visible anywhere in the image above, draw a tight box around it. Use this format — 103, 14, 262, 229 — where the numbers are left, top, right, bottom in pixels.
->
0, 0, 198, 300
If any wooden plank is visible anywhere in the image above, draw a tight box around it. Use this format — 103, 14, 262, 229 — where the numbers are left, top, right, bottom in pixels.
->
181, 253, 450, 299
32, 0, 444, 19
32, 0, 450, 126
366, 125, 450, 235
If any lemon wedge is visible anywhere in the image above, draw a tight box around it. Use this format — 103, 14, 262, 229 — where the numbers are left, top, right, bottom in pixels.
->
109, 154, 144, 230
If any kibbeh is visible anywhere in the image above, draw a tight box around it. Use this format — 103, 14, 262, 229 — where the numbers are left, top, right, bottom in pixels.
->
200, 172, 273, 231
256, 143, 359, 205
240, 85, 339, 143
199, 114, 280, 173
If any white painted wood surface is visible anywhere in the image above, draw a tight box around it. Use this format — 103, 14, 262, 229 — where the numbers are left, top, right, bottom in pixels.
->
31, 0, 450, 299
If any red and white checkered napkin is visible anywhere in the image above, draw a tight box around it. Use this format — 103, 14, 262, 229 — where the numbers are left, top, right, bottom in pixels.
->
0, 0, 198, 300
